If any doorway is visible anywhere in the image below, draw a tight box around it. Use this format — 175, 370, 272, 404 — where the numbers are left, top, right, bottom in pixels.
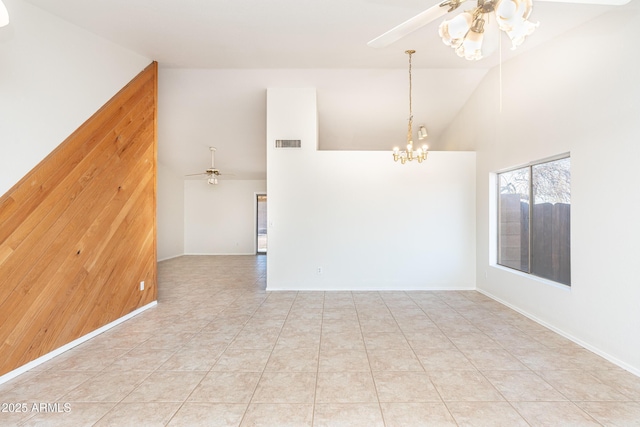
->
256, 194, 267, 254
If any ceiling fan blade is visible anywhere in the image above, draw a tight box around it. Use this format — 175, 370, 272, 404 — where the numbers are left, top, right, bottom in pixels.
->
185, 172, 209, 177
367, 2, 453, 49
535, 0, 629, 4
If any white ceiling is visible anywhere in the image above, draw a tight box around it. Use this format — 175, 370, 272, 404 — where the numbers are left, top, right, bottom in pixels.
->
23, 0, 625, 179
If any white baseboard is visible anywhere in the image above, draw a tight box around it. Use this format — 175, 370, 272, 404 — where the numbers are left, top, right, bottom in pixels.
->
266, 285, 476, 292
0, 301, 157, 385
157, 253, 184, 262
184, 252, 257, 256
477, 289, 640, 378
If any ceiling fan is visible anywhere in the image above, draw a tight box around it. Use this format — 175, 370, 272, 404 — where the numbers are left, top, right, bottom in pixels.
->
185, 147, 231, 185
367, 0, 629, 60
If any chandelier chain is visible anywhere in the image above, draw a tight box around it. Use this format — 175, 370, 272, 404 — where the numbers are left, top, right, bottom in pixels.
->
407, 50, 414, 145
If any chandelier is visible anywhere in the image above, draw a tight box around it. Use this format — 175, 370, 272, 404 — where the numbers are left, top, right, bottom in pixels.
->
393, 50, 429, 165
438, 0, 539, 60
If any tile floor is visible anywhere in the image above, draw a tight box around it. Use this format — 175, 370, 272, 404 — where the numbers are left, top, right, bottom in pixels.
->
1, 255, 640, 426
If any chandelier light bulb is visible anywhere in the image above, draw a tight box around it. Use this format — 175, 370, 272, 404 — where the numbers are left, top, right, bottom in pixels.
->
418, 125, 428, 140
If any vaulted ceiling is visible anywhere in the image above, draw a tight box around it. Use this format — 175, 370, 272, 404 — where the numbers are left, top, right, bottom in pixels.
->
23, 0, 625, 179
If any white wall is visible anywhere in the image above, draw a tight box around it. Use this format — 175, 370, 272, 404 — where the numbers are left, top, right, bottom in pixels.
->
184, 179, 267, 255
440, 5, 640, 374
157, 162, 184, 261
267, 88, 476, 291
0, 0, 150, 195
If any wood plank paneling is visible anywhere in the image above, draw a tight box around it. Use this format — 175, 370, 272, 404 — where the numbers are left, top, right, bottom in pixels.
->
0, 62, 158, 376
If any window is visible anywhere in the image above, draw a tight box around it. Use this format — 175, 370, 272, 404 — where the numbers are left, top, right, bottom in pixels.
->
497, 156, 571, 285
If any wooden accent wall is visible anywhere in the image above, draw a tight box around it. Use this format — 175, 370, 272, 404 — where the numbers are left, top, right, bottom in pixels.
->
0, 62, 158, 377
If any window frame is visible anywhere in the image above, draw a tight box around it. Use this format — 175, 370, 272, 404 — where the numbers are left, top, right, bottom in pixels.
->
496, 153, 571, 286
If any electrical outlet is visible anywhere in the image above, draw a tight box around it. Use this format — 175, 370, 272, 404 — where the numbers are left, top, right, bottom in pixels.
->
317, 267, 323, 275
140, 281, 145, 291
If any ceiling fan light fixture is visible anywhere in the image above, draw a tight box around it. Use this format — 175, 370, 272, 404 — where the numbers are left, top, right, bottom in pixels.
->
438, 12, 473, 47
455, 18, 485, 60
505, 19, 539, 49
495, 0, 533, 27
0, 0, 9, 27
495, 0, 538, 49
208, 177, 218, 185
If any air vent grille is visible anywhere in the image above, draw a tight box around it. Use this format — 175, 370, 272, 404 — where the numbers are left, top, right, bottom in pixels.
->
275, 139, 301, 148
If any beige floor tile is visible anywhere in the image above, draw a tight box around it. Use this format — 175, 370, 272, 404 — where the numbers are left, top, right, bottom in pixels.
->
167, 403, 247, 427
158, 345, 225, 371
276, 330, 321, 349
182, 332, 235, 348
461, 348, 528, 371
231, 329, 281, 349
318, 347, 370, 372
589, 368, 640, 400
313, 403, 384, 427
19, 402, 116, 427
512, 401, 601, 426
362, 332, 412, 350
188, 371, 261, 403
51, 347, 130, 371
1, 370, 98, 402
577, 401, 640, 426
446, 401, 529, 426
212, 347, 272, 372
265, 346, 319, 372
280, 321, 322, 336
509, 347, 569, 371
251, 372, 316, 404
556, 347, 618, 370
320, 320, 361, 334
373, 371, 441, 402
103, 347, 176, 372
406, 332, 454, 350
380, 402, 457, 427
240, 403, 313, 427
8, 256, 638, 427
483, 370, 567, 402
140, 332, 195, 349
415, 348, 476, 372
366, 348, 424, 371
315, 372, 378, 403
359, 319, 401, 334
94, 402, 181, 426
322, 309, 359, 321
429, 371, 505, 402
445, 331, 500, 350
537, 370, 630, 401
123, 371, 205, 402
320, 331, 365, 350
0, 407, 34, 425
62, 370, 150, 402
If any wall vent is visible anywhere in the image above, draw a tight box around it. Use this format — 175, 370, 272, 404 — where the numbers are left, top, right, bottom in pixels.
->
275, 139, 301, 148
